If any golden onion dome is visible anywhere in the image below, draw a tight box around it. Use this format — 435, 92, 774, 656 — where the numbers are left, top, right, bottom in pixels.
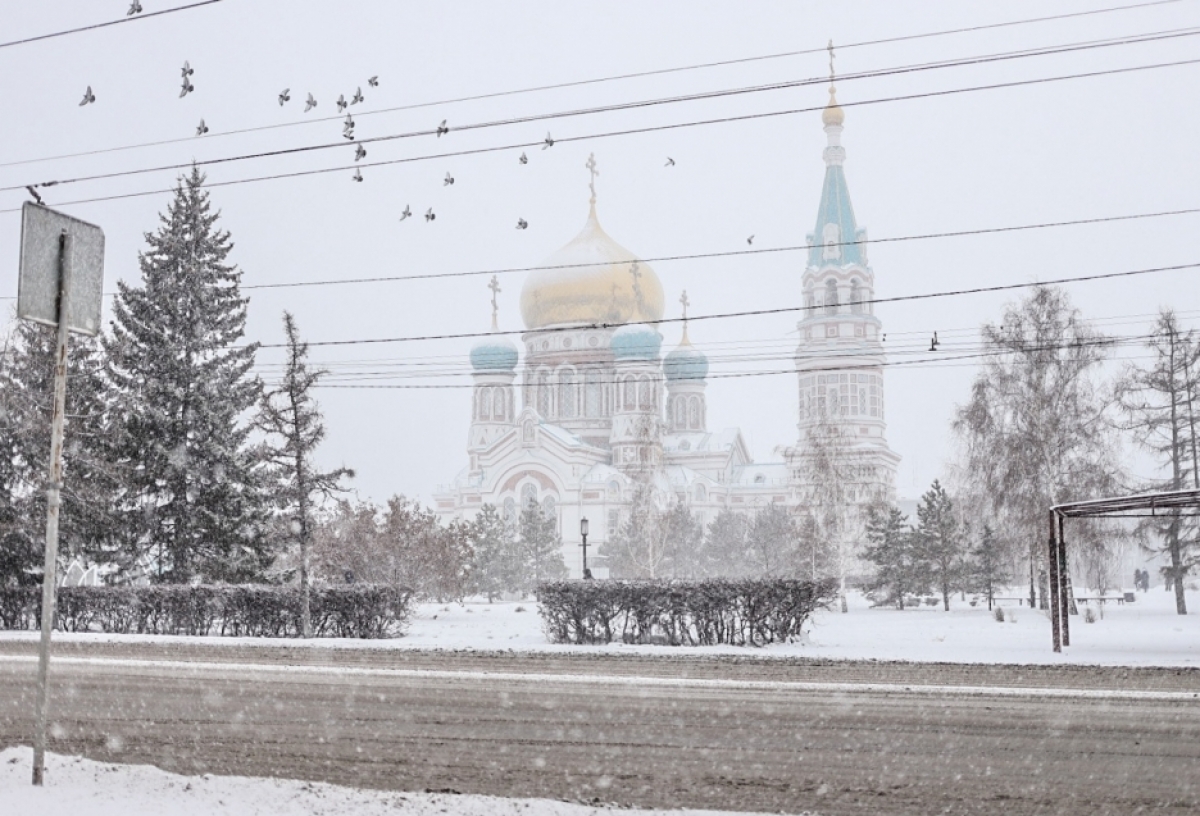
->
520, 202, 664, 330
822, 85, 844, 127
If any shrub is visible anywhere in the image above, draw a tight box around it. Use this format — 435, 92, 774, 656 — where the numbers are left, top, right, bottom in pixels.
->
536, 579, 838, 646
1083, 606, 1097, 624
0, 584, 413, 639
993, 606, 1005, 623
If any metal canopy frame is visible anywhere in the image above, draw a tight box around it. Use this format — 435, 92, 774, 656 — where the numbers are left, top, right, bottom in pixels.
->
1047, 488, 1200, 652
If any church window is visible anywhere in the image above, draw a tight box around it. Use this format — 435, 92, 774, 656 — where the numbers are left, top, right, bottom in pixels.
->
607, 480, 620, 500
537, 370, 551, 417
502, 498, 516, 523
480, 388, 492, 421
521, 483, 538, 511
607, 509, 621, 536
674, 396, 684, 429
559, 369, 576, 418
824, 279, 838, 315
542, 495, 557, 523
688, 396, 700, 429
859, 388, 867, 416
585, 369, 602, 417
822, 223, 841, 260
850, 279, 862, 313
695, 484, 707, 502
623, 375, 636, 411
638, 376, 653, 410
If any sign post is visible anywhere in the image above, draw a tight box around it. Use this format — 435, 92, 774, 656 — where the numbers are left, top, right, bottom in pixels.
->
17, 203, 104, 786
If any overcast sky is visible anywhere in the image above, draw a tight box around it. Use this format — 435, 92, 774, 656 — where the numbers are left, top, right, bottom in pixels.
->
2, 0, 1198, 506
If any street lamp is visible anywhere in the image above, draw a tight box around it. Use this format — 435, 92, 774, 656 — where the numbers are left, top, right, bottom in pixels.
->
580, 517, 593, 579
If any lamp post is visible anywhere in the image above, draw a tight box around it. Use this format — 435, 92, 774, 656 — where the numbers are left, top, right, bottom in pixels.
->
580, 517, 592, 579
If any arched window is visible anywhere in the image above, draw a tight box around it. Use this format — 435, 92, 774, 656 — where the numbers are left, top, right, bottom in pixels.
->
541, 495, 558, 524
585, 369, 602, 417
850, 279, 862, 313
695, 484, 707, 502
607, 480, 621, 500
502, 498, 517, 523
480, 387, 492, 421
520, 483, 538, 512
825, 279, 838, 316
537, 370, 551, 417
674, 396, 685, 428
623, 375, 636, 411
689, 395, 700, 429
638, 375, 653, 410
558, 369, 576, 418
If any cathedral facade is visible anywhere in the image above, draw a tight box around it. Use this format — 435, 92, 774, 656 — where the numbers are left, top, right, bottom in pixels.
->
433, 87, 899, 577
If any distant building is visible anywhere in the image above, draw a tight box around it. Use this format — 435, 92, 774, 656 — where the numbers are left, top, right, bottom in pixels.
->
434, 85, 899, 577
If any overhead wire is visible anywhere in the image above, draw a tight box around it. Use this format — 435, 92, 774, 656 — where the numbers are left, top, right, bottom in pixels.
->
0, 0, 1185, 169
0, 0, 226, 50
9, 27, 1200, 197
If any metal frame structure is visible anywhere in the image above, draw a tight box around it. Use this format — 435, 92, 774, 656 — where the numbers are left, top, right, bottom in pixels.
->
1048, 488, 1200, 652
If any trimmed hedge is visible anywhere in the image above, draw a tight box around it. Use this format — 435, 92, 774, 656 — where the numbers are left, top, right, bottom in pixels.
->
536, 578, 838, 646
0, 584, 413, 639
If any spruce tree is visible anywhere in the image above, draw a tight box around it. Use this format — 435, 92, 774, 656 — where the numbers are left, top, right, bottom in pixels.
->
968, 524, 1009, 611
915, 480, 962, 611
746, 503, 799, 578
862, 507, 926, 609
468, 503, 513, 601
701, 508, 749, 579
518, 497, 567, 590
258, 312, 354, 635
106, 167, 268, 583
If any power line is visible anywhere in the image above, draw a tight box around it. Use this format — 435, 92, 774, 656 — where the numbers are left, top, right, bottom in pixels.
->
5, 54, 1199, 221
0, 0, 1183, 169
0, 0, 226, 50
10, 28, 1198, 196
256, 261, 1200, 349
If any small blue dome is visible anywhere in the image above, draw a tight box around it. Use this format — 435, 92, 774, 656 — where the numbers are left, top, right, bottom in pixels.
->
664, 344, 708, 382
470, 336, 519, 371
611, 324, 662, 361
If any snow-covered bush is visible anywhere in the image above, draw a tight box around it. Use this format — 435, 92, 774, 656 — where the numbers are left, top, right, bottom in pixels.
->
536, 578, 837, 646
993, 606, 1005, 623
1084, 606, 1098, 624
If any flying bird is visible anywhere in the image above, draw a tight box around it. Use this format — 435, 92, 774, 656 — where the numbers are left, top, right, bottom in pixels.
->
519, 152, 528, 165
399, 205, 411, 221
746, 235, 754, 245
278, 88, 290, 106
304, 93, 317, 112
425, 207, 435, 222
79, 85, 95, 106
351, 87, 364, 105
195, 119, 208, 136
336, 94, 348, 113
436, 119, 448, 137
127, 1, 143, 15
542, 132, 554, 150
25, 186, 43, 205
516, 218, 528, 230
180, 79, 194, 98
444, 172, 454, 186
181, 60, 193, 78
352, 167, 363, 182
354, 143, 366, 161
368, 75, 379, 87
665, 157, 675, 167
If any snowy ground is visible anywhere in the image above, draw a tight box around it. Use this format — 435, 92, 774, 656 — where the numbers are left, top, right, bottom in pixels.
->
0, 747, 778, 816
1, 585, 1196, 666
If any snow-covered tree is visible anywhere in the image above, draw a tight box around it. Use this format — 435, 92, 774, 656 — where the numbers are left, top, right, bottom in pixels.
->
106, 167, 269, 583
966, 524, 1009, 611
915, 480, 963, 611
518, 497, 567, 589
1115, 309, 1200, 614
862, 507, 926, 609
746, 503, 799, 578
467, 503, 513, 601
701, 508, 749, 579
258, 312, 354, 636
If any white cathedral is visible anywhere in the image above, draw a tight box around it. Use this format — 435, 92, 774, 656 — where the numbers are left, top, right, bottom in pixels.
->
434, 85, 900, 577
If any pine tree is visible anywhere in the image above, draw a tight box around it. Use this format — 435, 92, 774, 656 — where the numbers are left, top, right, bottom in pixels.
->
915, 480, 962, 611
518, 497, 566, 590
0, 320, 118, 584
701, 509, 749, 579
968, 524, 1009, 611
106, 167, 268, 583
467, 504, 512, 601
258, 312, 354, 636
862, 507, 926, 609
660, 502, 705, 579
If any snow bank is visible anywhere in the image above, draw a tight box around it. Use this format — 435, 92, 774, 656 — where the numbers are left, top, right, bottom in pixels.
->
0, 747, 777, 816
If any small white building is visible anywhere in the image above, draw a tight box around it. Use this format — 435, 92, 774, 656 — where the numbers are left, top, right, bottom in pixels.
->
434, 86, 900, 576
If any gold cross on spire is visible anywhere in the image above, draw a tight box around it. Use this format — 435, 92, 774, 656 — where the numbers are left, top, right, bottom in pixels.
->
586, 153, 599, 204
679, 290, 691, 344
629, 260, 644, 314
828, 39, 835, 85
488, 275, 501, 330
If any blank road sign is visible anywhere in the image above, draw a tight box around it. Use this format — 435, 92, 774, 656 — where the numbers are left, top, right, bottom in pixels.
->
18, 202, 105, 337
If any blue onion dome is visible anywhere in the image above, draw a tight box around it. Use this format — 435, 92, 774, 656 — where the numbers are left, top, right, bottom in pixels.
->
470, 334, 519, 371
664, 339, 708, 382
610, 323, 662, 361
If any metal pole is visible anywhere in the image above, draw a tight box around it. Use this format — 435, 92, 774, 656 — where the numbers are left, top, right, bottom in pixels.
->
1048, 510, 1061, 653
581, 531, 590, 579
33, 231, 71, 786
1058, 514, 1070, 647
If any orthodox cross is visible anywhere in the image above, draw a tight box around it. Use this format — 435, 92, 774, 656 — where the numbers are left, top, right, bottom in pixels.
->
586, 153, 599, 203
827, 39, 835, 84
629, 260, 644, 313
488, 275, 501, 330
680, 290, 691, 343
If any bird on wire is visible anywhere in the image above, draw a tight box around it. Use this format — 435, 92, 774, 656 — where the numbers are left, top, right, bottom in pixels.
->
278, 88, 290, 106
436, 119, 449, 137
304, 93, 317, 112
746, 235, 754, 245
516, 218, 528, 230
25, 186, 43, 205
79, 85, 95, 106
351, 87, 364, 105
336, 94, 348, 113
542, 132, 554, 150
519, 152, 528, 165
352, 167, 363, 182
929, 331, 940, 351
444, 172, 455, 186
665, 157, 675, 167
354, 143, 366, 161
399, 205, 411, 221
196, 119, 208, 136
127, 1, 143, 15
368, 76, 379, 88
425, 207, 435, 222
